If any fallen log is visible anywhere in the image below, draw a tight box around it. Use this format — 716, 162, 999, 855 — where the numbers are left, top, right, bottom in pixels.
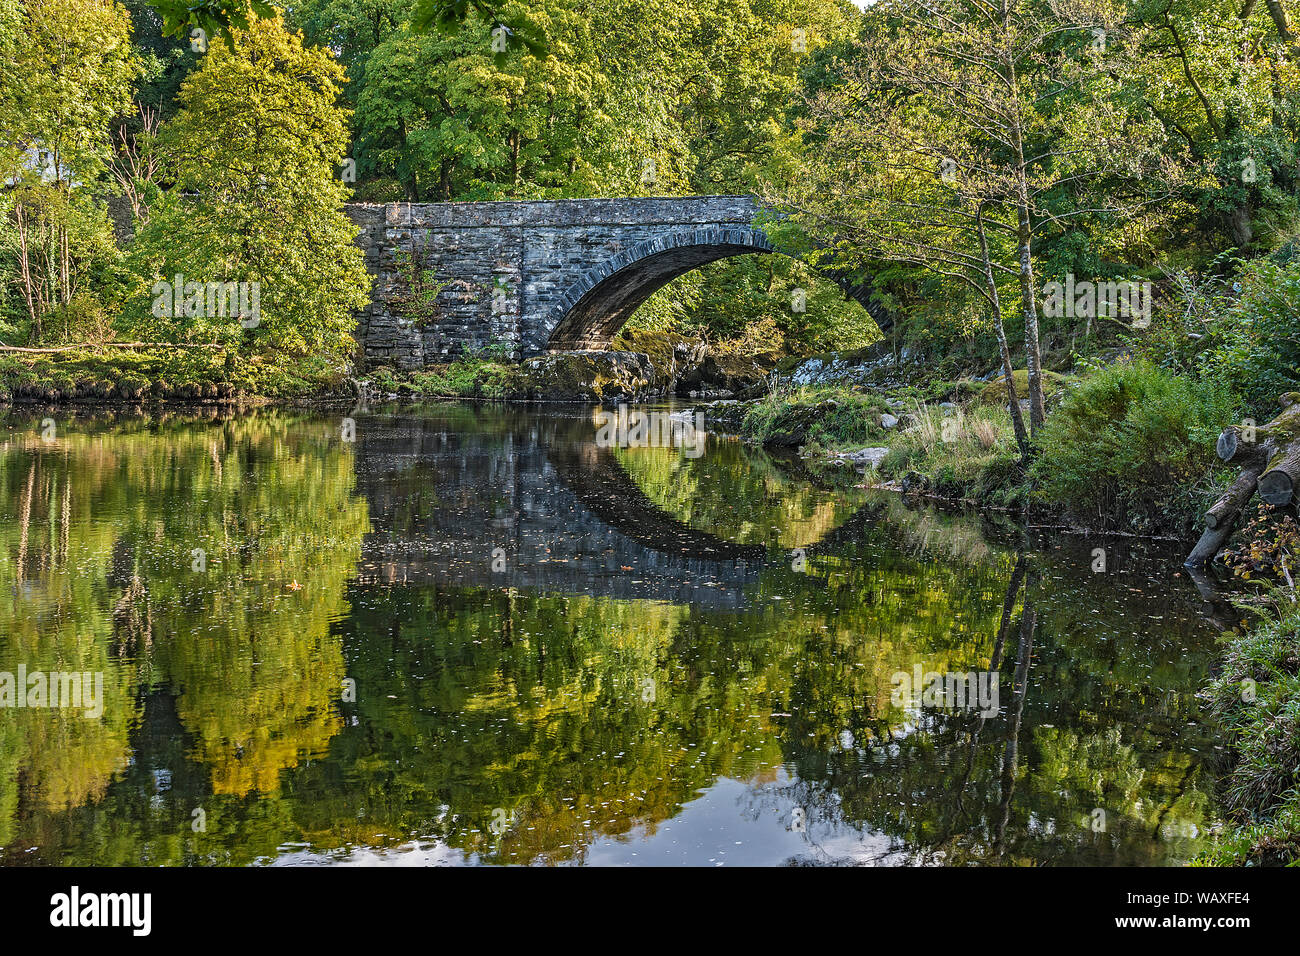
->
1186, 392, 1300, 568
1186, 463, 1266, 568
1215, 425, 1274, 467
1205, 463, 1268, 531
1259, 444, 1300, 506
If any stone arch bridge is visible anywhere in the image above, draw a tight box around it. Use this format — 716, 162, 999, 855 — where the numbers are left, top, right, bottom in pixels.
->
346, 196, 886, 367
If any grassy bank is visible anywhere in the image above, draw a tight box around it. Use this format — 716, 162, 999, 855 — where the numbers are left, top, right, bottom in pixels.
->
724, 360, 1238, 533
1199, 593, 1300, 865
0, 348, 343, 403
880, 404, 1028, 507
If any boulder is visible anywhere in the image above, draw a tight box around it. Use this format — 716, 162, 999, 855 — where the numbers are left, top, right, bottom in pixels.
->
833, 446, 891, 470
505, 350, 657, 402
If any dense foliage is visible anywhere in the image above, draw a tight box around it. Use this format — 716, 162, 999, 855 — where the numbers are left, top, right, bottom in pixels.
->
5, 0, 1299, 374
1031, 361, 1238, 530
121, 15, 371, 372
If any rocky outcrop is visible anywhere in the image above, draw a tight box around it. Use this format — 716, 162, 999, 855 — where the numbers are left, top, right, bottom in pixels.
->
613, 329, 775, 399
674, 352, 772, 398
780, 342, 920, 390
503, 350, 658, 402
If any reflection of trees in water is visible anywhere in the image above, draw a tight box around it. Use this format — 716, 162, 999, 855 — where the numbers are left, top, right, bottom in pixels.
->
707, 552, 1216, 867
0, 411, 368, 858
0, 406, 1219, 866
282, 537, 1215, 865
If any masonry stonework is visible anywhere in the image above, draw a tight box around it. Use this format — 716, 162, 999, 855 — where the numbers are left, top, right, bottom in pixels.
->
346, 196, 880, 368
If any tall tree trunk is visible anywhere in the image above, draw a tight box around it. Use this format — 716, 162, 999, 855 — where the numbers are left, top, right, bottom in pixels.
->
15, 201, 40, 337
1004, 34, 1047, 432
1264, 0, 1298, 49
60, 217, 70, 307
977, 207, 1030, 458
1229, 205, 1254, 250
1013, 163, 1046, 432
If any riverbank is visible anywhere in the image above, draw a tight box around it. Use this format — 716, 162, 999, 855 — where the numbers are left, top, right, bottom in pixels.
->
0, 328, 784, 409
0, 347, 325, 405
694, 354, 1238, 539
1198, 595, 1300, 865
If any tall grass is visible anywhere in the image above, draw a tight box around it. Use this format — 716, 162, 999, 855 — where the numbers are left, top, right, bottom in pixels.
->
881, 403, 1024, 503
1198, 591, 1300, 865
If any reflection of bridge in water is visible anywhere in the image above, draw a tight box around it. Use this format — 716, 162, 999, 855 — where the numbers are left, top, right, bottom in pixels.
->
354, 413, 877, 609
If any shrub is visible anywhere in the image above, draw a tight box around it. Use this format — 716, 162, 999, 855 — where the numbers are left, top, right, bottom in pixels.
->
379, 351, 516, 399
1193, 257, 1300, 417
1031, 360, 1237, 530
1199, 594, 1300, 865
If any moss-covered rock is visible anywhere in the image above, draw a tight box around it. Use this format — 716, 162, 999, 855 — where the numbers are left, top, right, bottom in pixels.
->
717, 387, 891, 448
503, 350, 659, 402
976, 368, 1072, 407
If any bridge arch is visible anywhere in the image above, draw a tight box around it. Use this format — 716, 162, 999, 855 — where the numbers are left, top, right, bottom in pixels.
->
547, 227, 773, 349
545, 226, 885, 350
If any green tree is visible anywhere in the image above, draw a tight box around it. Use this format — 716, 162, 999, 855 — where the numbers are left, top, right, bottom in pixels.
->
122, 14, 371, 377
1131, 0, 1300, 253
0, 0, 136, 343
348, 2, 622, 200
771, 0, 1174, 447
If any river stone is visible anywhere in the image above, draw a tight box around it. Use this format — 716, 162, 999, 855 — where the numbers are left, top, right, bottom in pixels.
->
839, 447, 890, 470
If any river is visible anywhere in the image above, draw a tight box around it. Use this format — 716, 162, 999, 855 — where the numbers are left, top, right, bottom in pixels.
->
0, 402, 1227, 865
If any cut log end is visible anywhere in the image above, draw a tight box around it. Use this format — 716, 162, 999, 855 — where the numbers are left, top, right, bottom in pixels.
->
1259, 469, 1296, 507
1216, 428, 1238, 462
1215, 425, 1274, 466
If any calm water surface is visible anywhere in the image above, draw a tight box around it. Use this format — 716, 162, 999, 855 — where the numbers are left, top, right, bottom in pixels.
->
0, 403, 1228, 865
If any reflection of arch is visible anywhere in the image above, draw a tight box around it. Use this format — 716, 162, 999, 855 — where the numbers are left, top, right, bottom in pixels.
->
544, 435, 886, 564
545, 440, 767, 563
803, 501, 887, 555
546, 228, 887, 349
